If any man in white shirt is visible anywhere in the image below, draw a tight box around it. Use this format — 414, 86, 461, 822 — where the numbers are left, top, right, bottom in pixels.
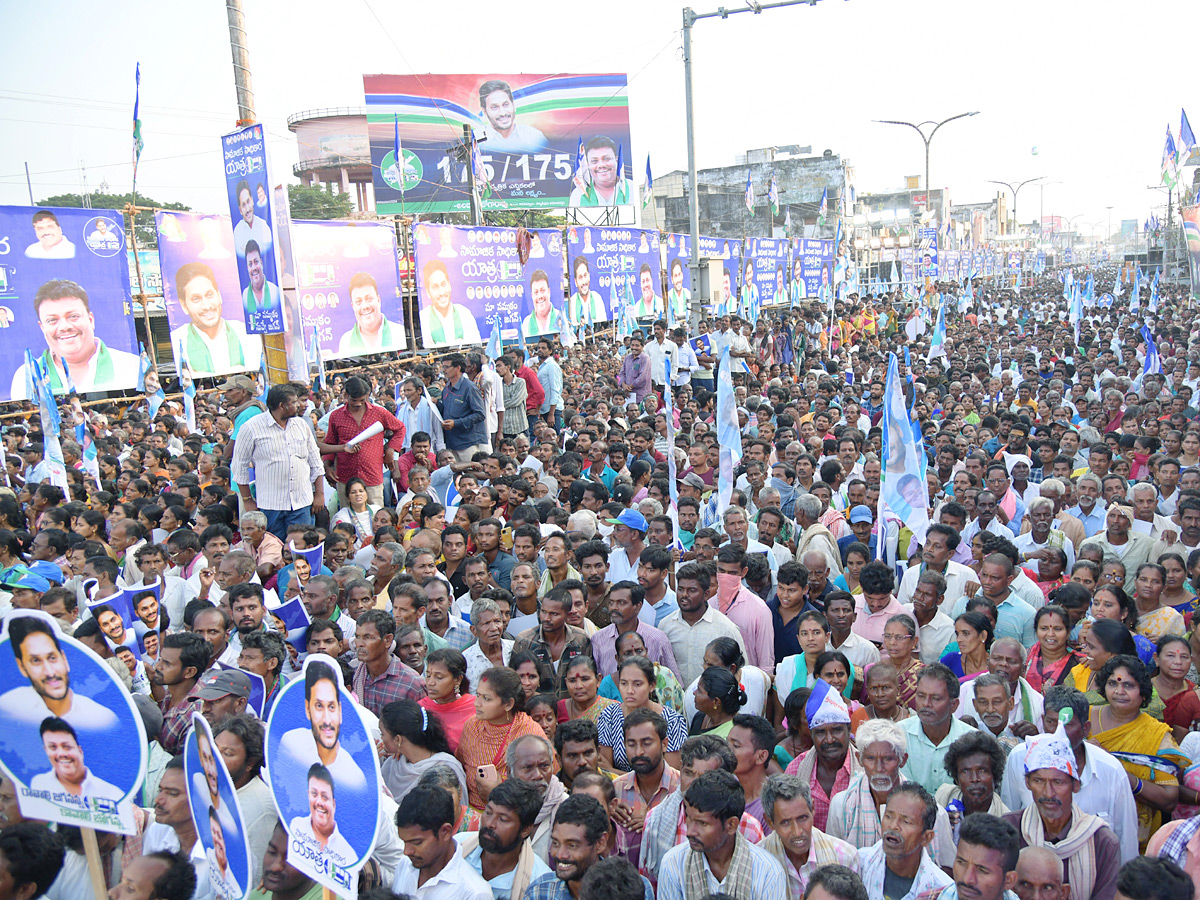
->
169, 262, 261, 376
25, 210, 77, 259
289, 764, 358, 869
393, 783, 493, 900
419, 259, 483, 348
642, 321, 678, 391
901, 571, 956, 665
896, 524, 976, 611
671, 326, 697, 388
467, 352, 504, 450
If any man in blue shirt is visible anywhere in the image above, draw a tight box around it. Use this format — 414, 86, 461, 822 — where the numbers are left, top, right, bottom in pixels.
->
437, 353, 489, 462
536, 339, 563, 430
1067, 473, 1107, 538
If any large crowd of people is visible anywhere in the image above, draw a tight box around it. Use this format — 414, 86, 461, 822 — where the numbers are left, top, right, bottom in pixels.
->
0, 269, 1199, 900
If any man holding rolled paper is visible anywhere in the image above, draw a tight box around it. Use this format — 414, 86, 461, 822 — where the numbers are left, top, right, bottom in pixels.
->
318, 375, 406, 510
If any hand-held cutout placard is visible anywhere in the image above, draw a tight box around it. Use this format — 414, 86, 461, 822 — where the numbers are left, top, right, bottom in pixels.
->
264, 655, 381, 897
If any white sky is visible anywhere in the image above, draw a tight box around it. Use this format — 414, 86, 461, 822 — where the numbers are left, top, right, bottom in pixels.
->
0, 0, 1190, 238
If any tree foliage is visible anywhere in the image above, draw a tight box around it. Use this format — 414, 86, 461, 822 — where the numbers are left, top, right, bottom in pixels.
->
287, 184, 353, 221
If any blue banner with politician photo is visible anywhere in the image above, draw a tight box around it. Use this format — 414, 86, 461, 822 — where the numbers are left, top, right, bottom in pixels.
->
747, 237, 792, 310
365, 73, 631, 214
665, 234, 742, 316
289, 220, 406, 361
156, 211, 262, 377
0, 610, 147, 834
0, 205, 140, 401
413, 223, 564, 349
265, 656, 380, 896
794, 239, 835, 300
185, 713, 252, 900
220, 124, 283, 335
566, 226, 661, 328
918, 227, 939, 278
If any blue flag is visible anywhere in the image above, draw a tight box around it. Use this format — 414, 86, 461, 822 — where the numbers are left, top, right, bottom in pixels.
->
663, 356, 679, 518
818, 187, 828, 225
136, 342, 151, 392
880, 352, 930, 547
642, 155, 653, 211
178, 350, 197, 434
745, 170, 754, 215
258, 357, 270, 404
715, 345, 742, 520
1142, 326, 1162, 376
485, 319, 502, 361
308, 325, 326, 391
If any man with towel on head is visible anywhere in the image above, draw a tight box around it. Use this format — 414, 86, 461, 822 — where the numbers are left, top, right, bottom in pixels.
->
1002, 709, 1121, 900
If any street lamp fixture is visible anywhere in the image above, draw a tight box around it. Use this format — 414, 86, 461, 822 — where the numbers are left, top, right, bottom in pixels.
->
874, 111, 980, 208
987, 176, 1044, 237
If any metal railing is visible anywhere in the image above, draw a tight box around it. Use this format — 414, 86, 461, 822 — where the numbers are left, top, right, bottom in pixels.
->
287, 107, 367, 127
294, 155, 372, 176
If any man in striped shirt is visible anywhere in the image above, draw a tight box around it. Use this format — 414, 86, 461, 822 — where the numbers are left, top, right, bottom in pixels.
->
231, 383, 326, 540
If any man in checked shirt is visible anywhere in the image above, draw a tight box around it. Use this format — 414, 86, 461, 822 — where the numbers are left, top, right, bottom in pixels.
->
231, 383, 326, 540
318, 374, 406, 509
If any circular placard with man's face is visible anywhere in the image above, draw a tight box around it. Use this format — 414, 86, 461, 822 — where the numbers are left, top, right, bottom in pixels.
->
0, 610, 146, 833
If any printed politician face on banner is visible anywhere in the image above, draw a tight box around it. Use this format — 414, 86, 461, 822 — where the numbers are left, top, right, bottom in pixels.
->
288, 221, 406, 361
1, 206, 141, 401
414, 224, 563, 350
157, 211, 262, 377
567, 227, 660, 327
185, 713, 251, 900
365, 73, 630, 215
0, 611, 147, 834
265, 656, 380, 896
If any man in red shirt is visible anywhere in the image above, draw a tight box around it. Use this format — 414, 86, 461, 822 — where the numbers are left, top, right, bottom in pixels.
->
318, 375, 406, 508
514, 354, 545, 438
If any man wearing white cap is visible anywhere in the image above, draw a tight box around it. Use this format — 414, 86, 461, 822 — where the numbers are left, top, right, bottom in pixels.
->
1002, 687, 1138, 864
1001, 707, 1120, 900
784, 680, 861, 833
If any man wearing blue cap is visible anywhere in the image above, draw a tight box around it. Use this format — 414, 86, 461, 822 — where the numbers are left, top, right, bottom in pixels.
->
606, 509, 647, 585
1, 567, 52, 609
838, 506, 878, 562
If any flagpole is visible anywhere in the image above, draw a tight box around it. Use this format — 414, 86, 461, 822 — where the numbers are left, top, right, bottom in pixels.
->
125, 204, 156, 369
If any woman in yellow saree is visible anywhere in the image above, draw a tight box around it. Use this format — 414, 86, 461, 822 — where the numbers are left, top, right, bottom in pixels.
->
1088, 654, 1189, 850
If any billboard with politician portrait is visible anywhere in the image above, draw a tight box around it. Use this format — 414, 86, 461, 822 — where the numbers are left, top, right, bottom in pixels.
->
566, 226, 661, 328
365, 73, 631, 214
220, 124, 284, 335
156, 211, 262, 377
748, 238, 792, 309
289, 221, 405, 361
413, 224, 565, 349
794, 239, 835, 300
665, 235, 742, 316
0, 205, 140, 401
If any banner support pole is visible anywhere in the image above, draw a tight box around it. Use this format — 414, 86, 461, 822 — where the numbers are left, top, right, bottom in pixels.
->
124, 203, 156, 367
80, 827, 109, 900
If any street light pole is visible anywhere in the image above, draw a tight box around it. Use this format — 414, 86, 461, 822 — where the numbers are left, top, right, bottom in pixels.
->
683, 0, 832, 330
987, 177, 1044, 239
874, 112, 979, 216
